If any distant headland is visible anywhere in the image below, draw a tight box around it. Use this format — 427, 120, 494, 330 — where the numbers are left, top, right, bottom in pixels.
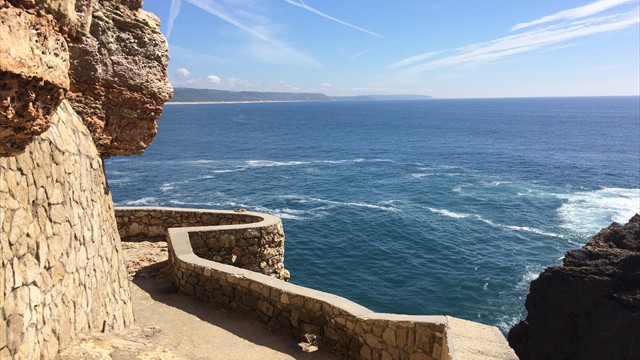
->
168, 87, 433, 104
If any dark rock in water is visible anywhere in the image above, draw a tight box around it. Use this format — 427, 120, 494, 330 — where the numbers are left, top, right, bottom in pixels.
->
508, 214, 640, 360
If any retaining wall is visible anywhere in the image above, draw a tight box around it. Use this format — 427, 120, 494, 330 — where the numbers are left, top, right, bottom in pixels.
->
116, 206, 517, 360
115, 207, 288, 279
1, 102, 133, 359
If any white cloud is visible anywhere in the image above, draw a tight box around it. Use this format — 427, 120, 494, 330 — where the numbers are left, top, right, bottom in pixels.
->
227, 77, 252, 88
207, 75, 222, 84
511, 0, 634, 31
176, 67, 191, 77
387, 9, 639, 77
283, 0, 383, 38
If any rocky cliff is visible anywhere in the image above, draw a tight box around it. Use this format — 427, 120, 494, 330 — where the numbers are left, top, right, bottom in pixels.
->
508, 214, 640, 360
0, 0, 172, 158
1, 0, 171, 358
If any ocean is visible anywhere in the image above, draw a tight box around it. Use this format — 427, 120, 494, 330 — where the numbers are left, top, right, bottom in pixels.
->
105, 96, 640, 333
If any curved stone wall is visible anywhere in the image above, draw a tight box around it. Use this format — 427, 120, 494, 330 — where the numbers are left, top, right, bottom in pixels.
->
1, 101, 133, 359
115, 206, 517, 360
115, 207, 288, 279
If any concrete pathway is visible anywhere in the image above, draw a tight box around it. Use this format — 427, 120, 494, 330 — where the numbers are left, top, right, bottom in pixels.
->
58, 275, 342, 360
59, 241, 341, 359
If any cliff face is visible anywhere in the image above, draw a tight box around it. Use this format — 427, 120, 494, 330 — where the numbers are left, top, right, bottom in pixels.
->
67, 0, 173, 157
1, 0, 171, 358
508, 214, 640, 360
0, 1, 70, 157
1, 101, 134, 358
0, 0, 172, 158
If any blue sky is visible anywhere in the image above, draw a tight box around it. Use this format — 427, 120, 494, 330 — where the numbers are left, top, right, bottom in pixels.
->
144, 0, 640, 98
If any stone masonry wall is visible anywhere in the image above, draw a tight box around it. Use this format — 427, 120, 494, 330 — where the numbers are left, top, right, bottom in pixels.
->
115, 207, 288, 279
115, 206, 517, 360
0, 101, 133, 359
169, 228, 447, 360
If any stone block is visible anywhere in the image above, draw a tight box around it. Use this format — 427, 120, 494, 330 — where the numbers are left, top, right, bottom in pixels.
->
409, 352, 432, 360
383, 328, 397, 347
366, 333, 383, 350
360, 344, 373, 360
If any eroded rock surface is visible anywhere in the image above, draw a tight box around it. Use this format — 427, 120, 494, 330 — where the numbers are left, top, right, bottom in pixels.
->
67, 0, 173, 157
508, 214, 640, 360
1, 0, 171, 357
1, 0, 172, 158
0, 2, 69, 156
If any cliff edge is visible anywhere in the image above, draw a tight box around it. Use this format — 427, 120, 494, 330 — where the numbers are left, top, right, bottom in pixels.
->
1, 0, 171, 358
508, 214, 640, 360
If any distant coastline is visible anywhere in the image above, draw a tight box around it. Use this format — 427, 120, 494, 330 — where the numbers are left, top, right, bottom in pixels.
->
166, 100, 304, 105
168, 87, 433, 104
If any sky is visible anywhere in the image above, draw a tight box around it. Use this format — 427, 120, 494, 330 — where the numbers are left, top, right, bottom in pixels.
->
143, 0, 640, 98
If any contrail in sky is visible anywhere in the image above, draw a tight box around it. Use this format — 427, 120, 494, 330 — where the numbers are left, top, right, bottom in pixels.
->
167, 0, 182, 38
511, 0, 635, 31
284, 0, 384, 38
183, 0, 325, 70
389, 9, 639, 77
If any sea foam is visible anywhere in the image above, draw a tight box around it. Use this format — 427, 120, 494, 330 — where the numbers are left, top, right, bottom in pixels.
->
558, 187, 640, 236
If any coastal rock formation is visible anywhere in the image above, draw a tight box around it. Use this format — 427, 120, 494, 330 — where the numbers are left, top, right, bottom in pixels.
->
1, 0, 171, 357
0, 1, 69, 156
1, 0, 171, 158
0, 101, 134, 359
67, 0, 173, 157
508, 214, 640, 360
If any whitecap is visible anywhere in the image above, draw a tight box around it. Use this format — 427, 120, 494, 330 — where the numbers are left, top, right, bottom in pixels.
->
501, 225, 564, 238
252, 206, 307, 220
473, 216, 565, 239
410, 173, 432, 179
318, 160, 352, 164
518, 270, 540, 287
484, 181, 512, 187
557, 187, 640, 236
185, 160, 215, 164
169, 199, 240, 208
244, 160, 308, 168
210, 169, 237, 173
121, 197, 158, 206
427, 207, 471, 219
160, 183, 175, 192
308, 197, 400, 212
109, 178, 131, 185
278, 195, 400, 212
452, 185, 465, 194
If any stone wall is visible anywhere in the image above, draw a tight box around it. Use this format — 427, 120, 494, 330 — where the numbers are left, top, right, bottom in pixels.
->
115, 207, 289, 279
0, 101, 133, 359
116, 206, 517, 360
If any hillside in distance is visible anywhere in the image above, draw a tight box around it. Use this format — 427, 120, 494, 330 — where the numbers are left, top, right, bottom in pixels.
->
169, 87, 432, 103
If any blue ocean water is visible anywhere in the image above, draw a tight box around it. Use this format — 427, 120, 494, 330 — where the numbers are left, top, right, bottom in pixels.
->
105, 97, 640, 333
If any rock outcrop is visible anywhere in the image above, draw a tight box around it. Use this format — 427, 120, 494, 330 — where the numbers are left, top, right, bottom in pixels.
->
1, 0, 171, 358
0, 0, 172, 158
0, 1, 69, 157
508, 214, 640, 360
67, 0, 173, 157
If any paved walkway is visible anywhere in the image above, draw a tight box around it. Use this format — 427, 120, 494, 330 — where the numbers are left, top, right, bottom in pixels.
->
59, 276, 342, 359
58, 241, 342, 360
